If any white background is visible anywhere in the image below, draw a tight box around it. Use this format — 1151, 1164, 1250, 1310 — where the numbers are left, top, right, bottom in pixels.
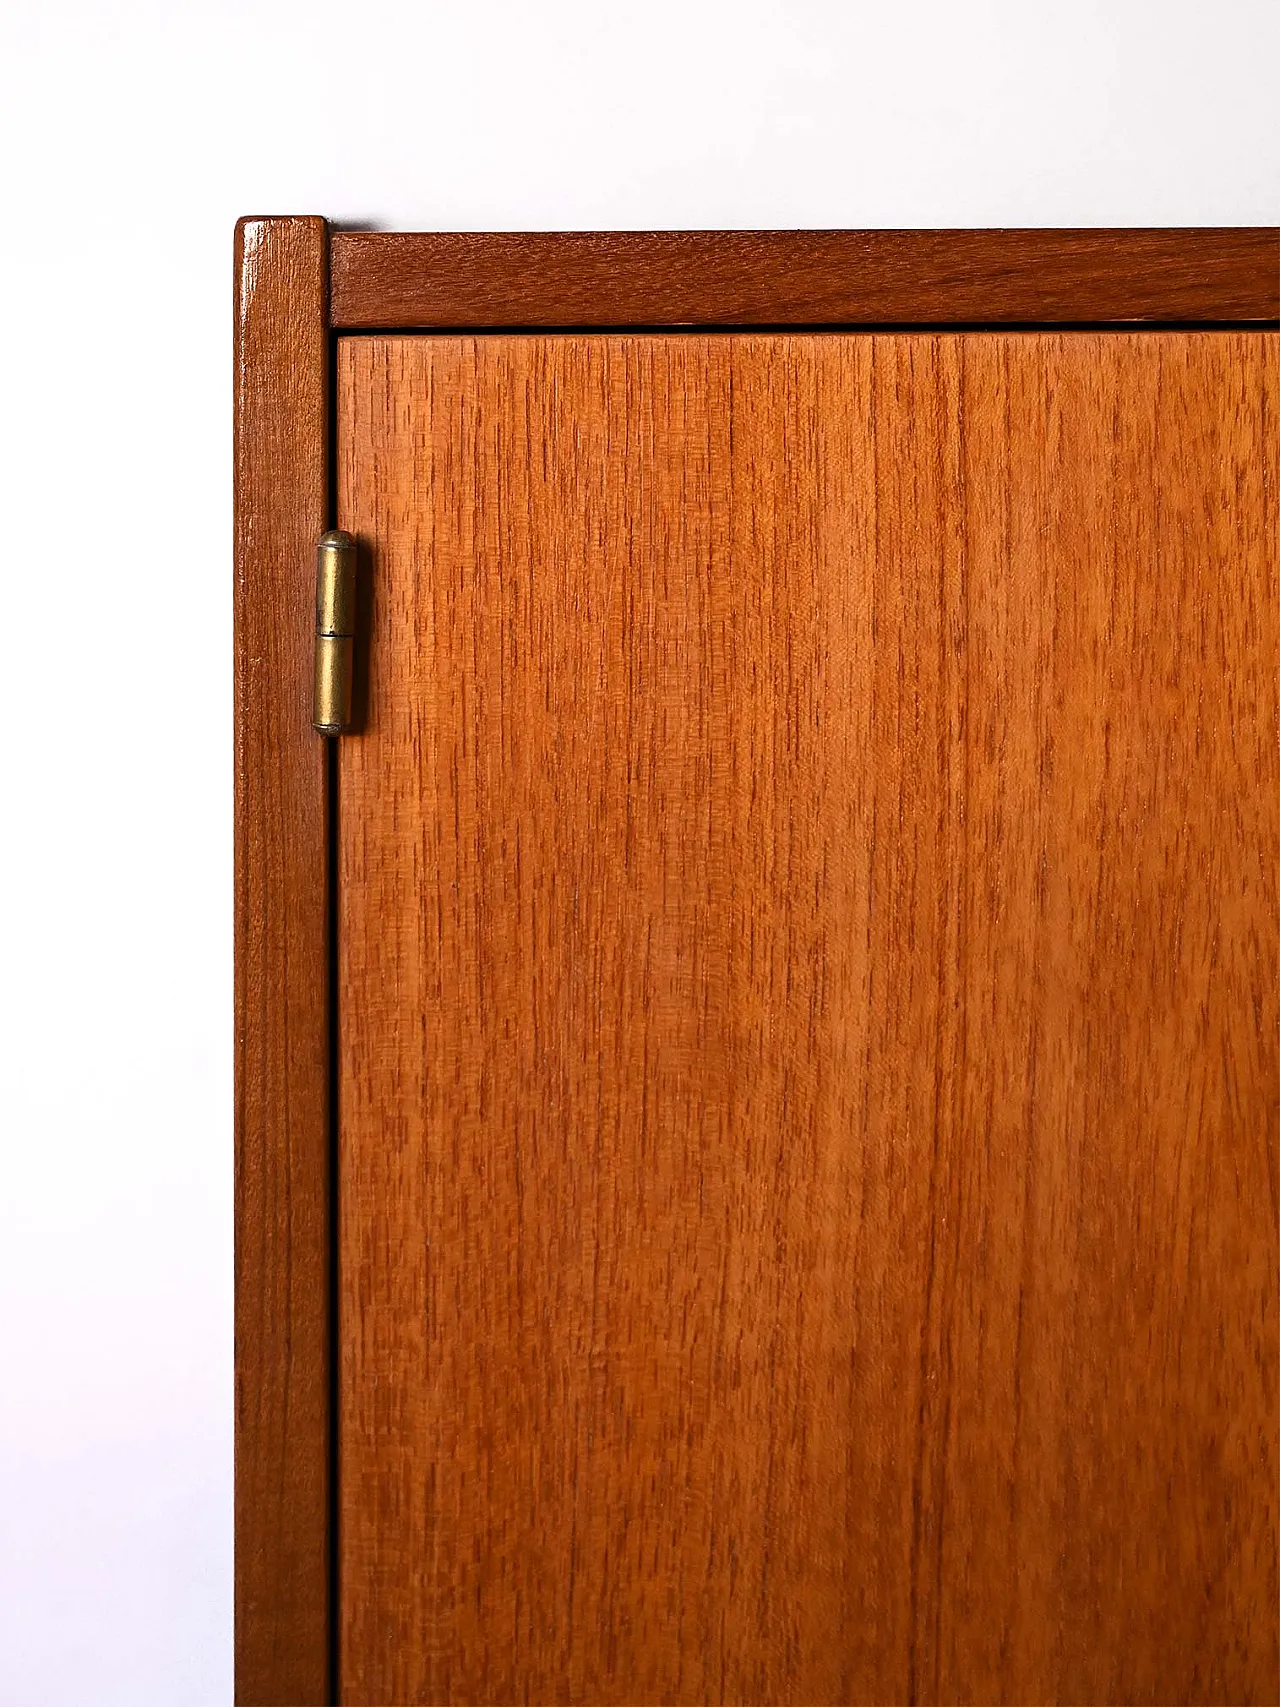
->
0, 1, 1275, 1700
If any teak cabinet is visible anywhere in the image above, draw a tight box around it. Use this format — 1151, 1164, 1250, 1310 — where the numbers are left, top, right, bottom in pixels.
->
235, 222, 1280, 1707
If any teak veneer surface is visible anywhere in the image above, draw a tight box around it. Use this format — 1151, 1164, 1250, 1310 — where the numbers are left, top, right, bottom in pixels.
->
336, 330, 1278, 1705
233, 215, 332, 1707
329, 228, 1280, 328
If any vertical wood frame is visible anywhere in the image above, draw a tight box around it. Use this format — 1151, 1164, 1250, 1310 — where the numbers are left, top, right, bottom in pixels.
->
234, 215, 331, 1706
234, 221, 1278, 1706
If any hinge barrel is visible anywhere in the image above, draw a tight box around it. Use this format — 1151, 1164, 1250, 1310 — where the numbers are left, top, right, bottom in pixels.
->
313, 530, 357, 734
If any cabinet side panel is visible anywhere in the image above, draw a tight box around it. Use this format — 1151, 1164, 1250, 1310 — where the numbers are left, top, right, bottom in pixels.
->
233, 214, 330, 1706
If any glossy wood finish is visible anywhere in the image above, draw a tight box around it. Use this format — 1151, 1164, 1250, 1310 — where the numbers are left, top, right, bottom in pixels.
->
335, 330, 1278, 1705
330, 228, 1280, 329
234, 214, 332, 1706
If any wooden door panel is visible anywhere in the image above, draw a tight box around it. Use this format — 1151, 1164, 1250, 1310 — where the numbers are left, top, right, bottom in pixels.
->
336, 332, 1277, 1705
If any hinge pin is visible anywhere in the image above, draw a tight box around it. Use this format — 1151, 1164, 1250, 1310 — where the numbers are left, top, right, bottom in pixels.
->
313, 530, 357, 734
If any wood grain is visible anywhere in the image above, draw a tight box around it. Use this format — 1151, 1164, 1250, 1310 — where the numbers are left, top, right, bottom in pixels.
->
336, 330, 1278, 1705
234, 214, 332, 1706
330, 229, 1280, 329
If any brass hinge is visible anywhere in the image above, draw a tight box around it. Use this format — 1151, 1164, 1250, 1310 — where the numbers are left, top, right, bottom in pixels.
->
313, 530, 357, 734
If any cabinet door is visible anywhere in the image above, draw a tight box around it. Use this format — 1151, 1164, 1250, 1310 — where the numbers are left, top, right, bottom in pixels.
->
335, 332, 1277, 1706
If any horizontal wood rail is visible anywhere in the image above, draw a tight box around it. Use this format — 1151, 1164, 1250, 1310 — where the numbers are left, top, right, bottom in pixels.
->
330, 228, 1280, 329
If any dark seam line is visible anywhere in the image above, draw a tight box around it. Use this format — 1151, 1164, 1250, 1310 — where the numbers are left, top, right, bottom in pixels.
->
325, 319, 342, 1707
329, 318, 1280, 337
